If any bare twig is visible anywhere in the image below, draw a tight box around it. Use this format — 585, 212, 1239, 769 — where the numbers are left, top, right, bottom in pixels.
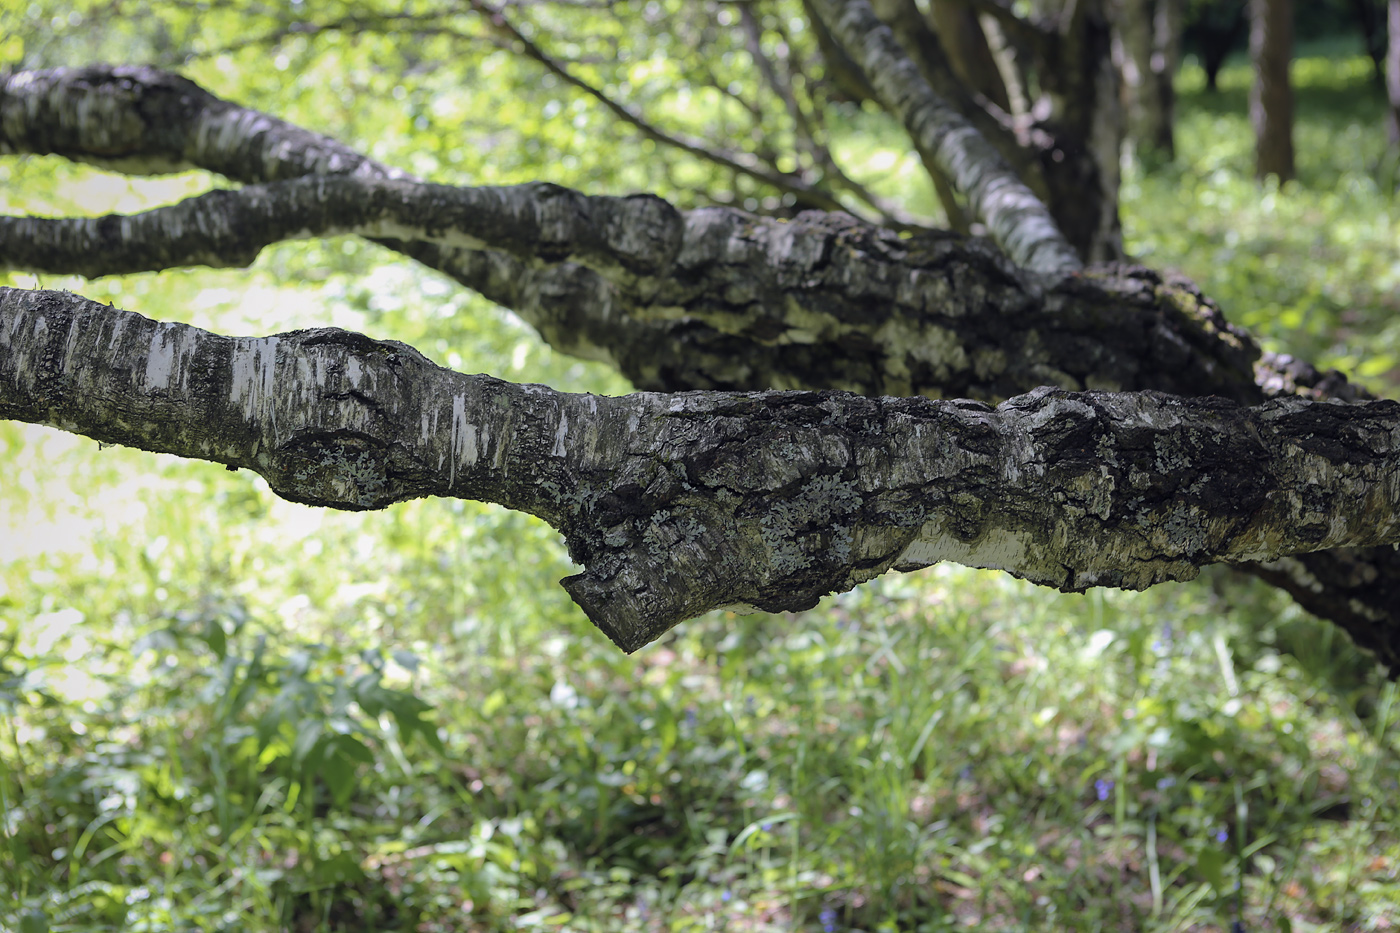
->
470, 0, 857, 215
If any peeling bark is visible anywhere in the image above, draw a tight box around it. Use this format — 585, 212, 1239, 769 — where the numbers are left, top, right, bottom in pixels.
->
4, 287, 1398, 652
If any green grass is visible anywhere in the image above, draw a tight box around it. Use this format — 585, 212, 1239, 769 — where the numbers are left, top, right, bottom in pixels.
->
4, 48, 1400, 933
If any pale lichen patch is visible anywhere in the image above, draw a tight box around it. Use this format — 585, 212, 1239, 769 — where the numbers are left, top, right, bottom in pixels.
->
228, 335, 280, 428
448, 393, 479, 488
552, 411, 570, 457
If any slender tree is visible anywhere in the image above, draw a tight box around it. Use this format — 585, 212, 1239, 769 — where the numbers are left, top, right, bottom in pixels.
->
1389, 0, 1400, 142
1250, 0, 1296, 180
1116, 0, 1181, 160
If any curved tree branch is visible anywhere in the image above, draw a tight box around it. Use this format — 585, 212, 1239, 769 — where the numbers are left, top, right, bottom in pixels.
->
0, 172, 1261, 406
0, 176, 686, 283
4, 287, 1398, 653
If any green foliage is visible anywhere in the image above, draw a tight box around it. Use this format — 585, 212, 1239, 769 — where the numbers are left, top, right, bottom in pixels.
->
1125, 56, 1400, 396
3, 12, 1400, 932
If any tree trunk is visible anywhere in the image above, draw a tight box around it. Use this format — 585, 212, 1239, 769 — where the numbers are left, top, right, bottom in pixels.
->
1346, 0, 1388, 90
1388, 0, 1400, 143
1250, 0, 1295, 181
1039, 0, 1126, 261
1193, 0, 1248, 92
1153, 0, 1182, 153
1117, 0, 1177, 161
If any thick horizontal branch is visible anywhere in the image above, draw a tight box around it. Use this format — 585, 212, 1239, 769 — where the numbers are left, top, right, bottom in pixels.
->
0, 178, 1262, 412
0, 176, 684, 282
0, 65, 1259, 405
4, 287, 1398, 652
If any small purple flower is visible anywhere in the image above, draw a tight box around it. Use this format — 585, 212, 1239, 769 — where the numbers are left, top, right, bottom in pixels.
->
1095, 778, 1114, 801
722, 890, 731, 903
1156, 776, 1176, 790
1216, 827, 1229, 843
820, 906, 838, 932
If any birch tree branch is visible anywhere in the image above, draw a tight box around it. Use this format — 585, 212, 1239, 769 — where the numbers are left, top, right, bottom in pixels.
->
4, 287, 1398, 652
0, 66, 1234, 404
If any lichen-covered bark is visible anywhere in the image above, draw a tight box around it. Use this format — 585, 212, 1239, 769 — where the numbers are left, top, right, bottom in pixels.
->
0, 175, 1256, 403
4, 287, 1398, 652
0, 65, 406, 181
4, 64, 1400, 666
0, 65, 1236, 405
0, 176, 686, 284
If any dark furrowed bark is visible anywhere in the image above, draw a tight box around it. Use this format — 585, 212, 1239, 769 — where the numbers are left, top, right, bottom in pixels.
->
4, 287, 1398, 652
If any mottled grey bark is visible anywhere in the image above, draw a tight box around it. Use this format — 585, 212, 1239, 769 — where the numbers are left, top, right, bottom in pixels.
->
4, 287, 1398, 652
1250, 0, 1295, 181
0, 174, 1261, 405
5, 64, 1400, 667
0, 67, 1253, 405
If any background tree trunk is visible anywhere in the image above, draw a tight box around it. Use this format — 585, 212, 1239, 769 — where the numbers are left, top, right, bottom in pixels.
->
1251, 0, 1296, 181
1116, 0, 1179, 161
1041, 0, 1126, 261
1153, 0, 1182, 150
1388, 0, 1400, 143
1346, 0, 1389, 89
1190, 0, 1249, 92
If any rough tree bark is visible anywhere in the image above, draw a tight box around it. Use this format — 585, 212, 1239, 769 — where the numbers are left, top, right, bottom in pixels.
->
812, 0, 1083, 273
1250, 0, 1296, 181
4, 288, 1398, 653
3, 61, 1400, 661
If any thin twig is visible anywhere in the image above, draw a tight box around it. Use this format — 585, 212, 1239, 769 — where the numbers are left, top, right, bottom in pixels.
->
469, 0, 857, 215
